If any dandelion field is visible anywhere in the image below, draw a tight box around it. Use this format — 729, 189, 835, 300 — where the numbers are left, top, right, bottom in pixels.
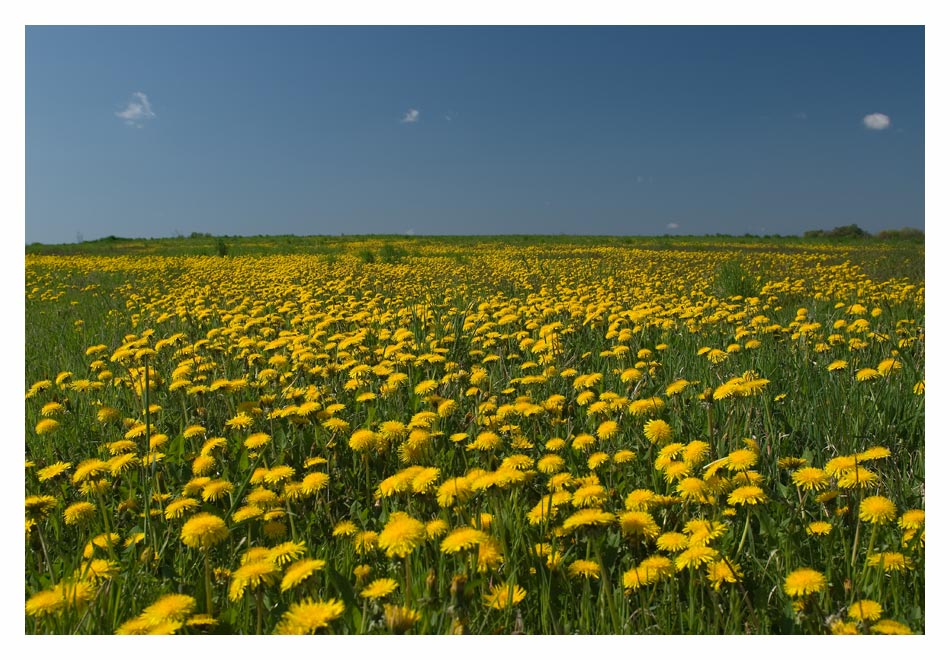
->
24, 236, 924, 634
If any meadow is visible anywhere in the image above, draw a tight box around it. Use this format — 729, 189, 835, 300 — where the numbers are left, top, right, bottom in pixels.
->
24, 235, 924, 634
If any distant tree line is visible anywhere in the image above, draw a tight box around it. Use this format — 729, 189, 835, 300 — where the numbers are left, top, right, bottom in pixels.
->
803, 224, 923, 242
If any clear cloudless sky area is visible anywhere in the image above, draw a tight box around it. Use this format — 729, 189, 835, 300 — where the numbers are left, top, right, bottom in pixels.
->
25, 25, 924, 244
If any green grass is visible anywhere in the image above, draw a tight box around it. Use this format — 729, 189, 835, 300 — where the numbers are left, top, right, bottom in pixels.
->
24, 236, 924, 634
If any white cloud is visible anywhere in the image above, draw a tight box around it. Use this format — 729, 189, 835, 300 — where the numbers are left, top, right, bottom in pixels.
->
116, 92, 156, 127
401, 108, 420, 123
863, 113, 891, 130
667, 222, 680, 230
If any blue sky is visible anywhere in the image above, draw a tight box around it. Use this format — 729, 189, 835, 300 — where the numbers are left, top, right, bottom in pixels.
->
25, 25, 924, 243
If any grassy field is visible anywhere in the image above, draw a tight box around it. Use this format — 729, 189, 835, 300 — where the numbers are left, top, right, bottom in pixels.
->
24, 235, 924, 634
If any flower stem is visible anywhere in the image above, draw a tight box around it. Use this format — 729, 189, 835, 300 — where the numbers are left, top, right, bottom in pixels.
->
736, 509, 752, 556
204, 553, 214, 615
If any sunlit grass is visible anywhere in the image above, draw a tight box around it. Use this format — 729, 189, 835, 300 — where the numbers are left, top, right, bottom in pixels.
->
24, 237, 924, 634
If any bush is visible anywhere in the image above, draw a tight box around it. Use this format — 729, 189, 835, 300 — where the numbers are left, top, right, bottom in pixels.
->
804, 224, 870, 239
877, 227, 924, 242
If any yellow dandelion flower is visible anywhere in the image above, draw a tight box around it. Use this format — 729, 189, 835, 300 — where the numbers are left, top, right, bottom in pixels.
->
683, 519, 727, 546
25, 495, 58, 518
792, 466, 831, 491
25, 588, 66, 618
349, 531, 377, 555
665, 379, 691, 396
180, 512, 228, 550
140, 593, 196, 625
280, 558, 326, 592
656, 532, 689, 552
727, 485, 767, 506
300, 471, 330, 495
618, 511, 661, 539
568, 560, 601, 579
867, 552, 911, 572
537, 454, 565, 474
40, 401, 65, 417
870, 619, 913, 635
856, 368, 880, 382
201, 479, 233, 502
440, 526, 489, 554
382, 604, 421, 633
182, 425, 206, 439
859, 495, 897, 524
725, 448, 758, 471
587, 452, 610, 470
675, 545, 719, 571
613, 449, 636, 464
476, 538, 504, 572
848, 599, 883, 622
63, 501, 96, 525
837, 467, 880, 489
378, 512, 425, 558
806, 521, 833, 536
784, 568, 827, 597
483, 582, 526, 610
244, 432, 271, 450
706, 559, 743, 590
596, 420, 618, 440
411, 467, 441, 494
566, 433, 594, 453
164, 497, 200, 520
628, 397, 665, 417
622, 566, 655, 592
348, 428, 378, 452
185, 453, 212, 475
643, 419, 673, 444
436, 477, 473, 507
857, 446, 891, 462
562, 508, 614, 532
618, 489, 653, 513
876, 358, 901, 375
898, 509, 924, 530
681, 440, 710, 466
830, 620, 861, 635
414, 379, 439, 395
36, 461, 72, 482
672, 477, 705, 502
268, 540, 307, 566
361, 578, 399, 600
229, 560, 280, 601
572, 484, 607, 507
274, 598, 344, 634
332, 521, 358, 537
425, 518, 448, 539
467, 431, 502, 451
35, 418, 60, 435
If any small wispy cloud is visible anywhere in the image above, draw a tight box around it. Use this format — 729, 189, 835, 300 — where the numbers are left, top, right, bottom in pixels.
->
667, 222, 680, 230
863, 113, 891, 130
795, 111, 808, 120
401, 108, 420, 124
116, 92, 156, 127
